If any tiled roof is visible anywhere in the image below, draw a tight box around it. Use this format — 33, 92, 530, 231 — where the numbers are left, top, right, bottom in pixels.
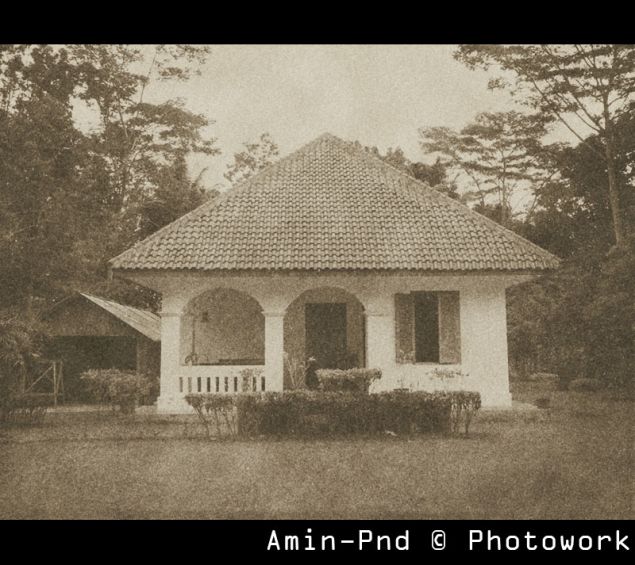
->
110, 133, 559, 273
80, 294, 161, 341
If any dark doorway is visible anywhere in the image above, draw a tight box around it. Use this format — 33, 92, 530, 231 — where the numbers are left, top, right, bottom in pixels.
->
305, 303, 347, 369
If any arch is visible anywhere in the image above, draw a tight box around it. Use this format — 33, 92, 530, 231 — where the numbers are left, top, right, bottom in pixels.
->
283, 286, 366, 388
180, 288, 264, 366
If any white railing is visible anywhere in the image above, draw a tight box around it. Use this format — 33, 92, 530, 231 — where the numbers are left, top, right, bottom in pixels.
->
177, 365, 266, 395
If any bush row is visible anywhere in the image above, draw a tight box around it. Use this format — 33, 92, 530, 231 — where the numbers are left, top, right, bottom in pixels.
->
185, 390, 481, 437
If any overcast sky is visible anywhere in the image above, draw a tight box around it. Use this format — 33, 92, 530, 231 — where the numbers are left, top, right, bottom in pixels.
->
134, 45, 575, 190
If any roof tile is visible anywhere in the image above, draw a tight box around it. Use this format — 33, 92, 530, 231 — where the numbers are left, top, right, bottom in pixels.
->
110, 133, 559, 273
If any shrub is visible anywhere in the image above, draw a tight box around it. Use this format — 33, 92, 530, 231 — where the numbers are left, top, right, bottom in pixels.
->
0, 393, 53, 425
0, 319, 50, 426
141, 372, 160, 405
186, 392, 240, 436
184, 389, 481, 438
569, 378, 604, 392
284, 353, 305, 390
239, 368, 264, 392
81, 369, 153, 414
316, 368, 381, 394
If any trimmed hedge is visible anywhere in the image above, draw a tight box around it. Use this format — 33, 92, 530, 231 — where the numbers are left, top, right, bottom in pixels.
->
316, 368, 381, 393
185, 390, 481, 438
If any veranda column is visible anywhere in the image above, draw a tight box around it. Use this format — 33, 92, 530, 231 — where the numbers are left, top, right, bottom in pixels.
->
365, 300, 396, 384
263, 310, 285, 392
157, 311, 186, 413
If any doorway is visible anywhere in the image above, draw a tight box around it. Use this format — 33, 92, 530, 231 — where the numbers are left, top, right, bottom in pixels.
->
305, 303, 347, 369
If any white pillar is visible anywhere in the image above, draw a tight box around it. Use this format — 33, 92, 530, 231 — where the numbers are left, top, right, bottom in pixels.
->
460, 286, 512, 407
365, 295, 396, 391
264, 310, 285, 392
157, 311, 189, 413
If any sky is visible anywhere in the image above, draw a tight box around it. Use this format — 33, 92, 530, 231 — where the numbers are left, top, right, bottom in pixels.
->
101, 45, 579, 191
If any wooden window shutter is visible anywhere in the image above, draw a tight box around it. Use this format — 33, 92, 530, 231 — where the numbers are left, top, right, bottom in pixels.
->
394, 293, 414, 363
438, 291, 461, 364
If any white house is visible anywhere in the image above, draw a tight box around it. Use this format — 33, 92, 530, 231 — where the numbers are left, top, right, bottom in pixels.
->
110, 133, 559, 413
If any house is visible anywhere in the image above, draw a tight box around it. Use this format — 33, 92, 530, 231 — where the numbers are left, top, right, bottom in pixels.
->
109, 133, 559, 413
41, 293, 161, 401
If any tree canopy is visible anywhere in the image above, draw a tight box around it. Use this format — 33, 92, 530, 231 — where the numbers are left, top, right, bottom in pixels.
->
455, 44, 635, 247
0, 44, 218, 315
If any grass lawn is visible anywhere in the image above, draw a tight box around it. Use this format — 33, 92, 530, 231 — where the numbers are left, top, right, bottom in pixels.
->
0, 385, 632, 519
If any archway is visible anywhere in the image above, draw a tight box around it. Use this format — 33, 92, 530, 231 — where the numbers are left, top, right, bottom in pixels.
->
283, 287, 366, 388
181, 288, 265, 366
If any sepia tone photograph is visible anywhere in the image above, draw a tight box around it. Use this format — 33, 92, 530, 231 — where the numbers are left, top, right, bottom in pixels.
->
0, 44, 632, 522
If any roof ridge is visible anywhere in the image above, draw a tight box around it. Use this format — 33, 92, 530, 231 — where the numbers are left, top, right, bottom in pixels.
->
333, 135, 560, 264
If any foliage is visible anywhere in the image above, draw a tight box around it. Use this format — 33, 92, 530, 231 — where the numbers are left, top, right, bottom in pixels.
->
186, 392, 238, 436
0, 318, 43, 404
519, 107, 635, 258
0, 44, 218, 315
0, 393, 53, 425
455, 44, 635, 246
419, 111, 561, 227
353, 141, 460, 198
315, 368, 381, 393
431, 368, 465, 382
224, 132, 279, 184
507, 236, 635, 387
283, 353, 305, 390
0, 319, 50, 425
505, 110, 635, 389
80, 369, 153, 414
185, 390, 481, 438
239, 367, 264, 392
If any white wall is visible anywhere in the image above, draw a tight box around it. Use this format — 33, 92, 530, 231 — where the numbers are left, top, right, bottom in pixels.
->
135, 271, 532, 412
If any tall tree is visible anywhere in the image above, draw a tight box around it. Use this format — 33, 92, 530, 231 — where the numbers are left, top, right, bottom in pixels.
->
71, 45, 218, 231
420, 111, 560, 227
0, 45, 218, 314
137, 153, 215, 239
0, 48, 92, 317
455, 44, 635, 246
224, 133, 279, 184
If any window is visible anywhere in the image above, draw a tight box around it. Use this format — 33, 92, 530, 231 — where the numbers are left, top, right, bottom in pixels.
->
395, 291, 461, 364
414, 293, 439, 362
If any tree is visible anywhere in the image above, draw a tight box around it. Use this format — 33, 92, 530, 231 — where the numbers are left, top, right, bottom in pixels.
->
224, 133, 279, 184
419, 111, 560, 227
455, 44, 635, 246
505, 109, 635, 387
0, 88, 91, 317
137, 153, 216, 239
0, 318, 43, 409
0, 45, 218, 315
521, 106, 635, 258
351, 142, 460, 198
